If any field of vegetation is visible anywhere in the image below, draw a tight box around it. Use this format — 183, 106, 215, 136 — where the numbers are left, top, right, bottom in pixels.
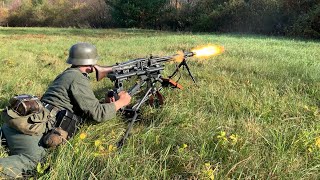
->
0, 27, 320, 179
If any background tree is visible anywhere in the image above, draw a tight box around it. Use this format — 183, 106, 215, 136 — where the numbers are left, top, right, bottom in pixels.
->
5, 0, 110, 27
106, 0, 169, 29
1, 0, 319, 38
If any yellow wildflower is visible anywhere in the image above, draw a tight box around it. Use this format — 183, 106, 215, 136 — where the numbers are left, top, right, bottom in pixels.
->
108, 144, 117, 152
217, 131, 227, 140
155, 135, 160, 145
178, 144, 188, 153
95, 140, 102, 147
203, 164, 215, 180
79, 133, 87, 140
210, 174, 215, 180
205, 162, 211, 168
308, 147, 313, 152
93, 152, 101, 157
315, 137, 320, 148
111, 130, 116, 138
217, 131, 228, 144
229, 134, 238, 145
217, 131, 226, 139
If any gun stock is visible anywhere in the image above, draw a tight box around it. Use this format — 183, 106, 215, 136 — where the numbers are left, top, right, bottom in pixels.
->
94, 65, 113, 81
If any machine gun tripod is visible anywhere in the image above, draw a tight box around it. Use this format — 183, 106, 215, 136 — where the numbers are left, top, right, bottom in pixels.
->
116, 78, 163, 148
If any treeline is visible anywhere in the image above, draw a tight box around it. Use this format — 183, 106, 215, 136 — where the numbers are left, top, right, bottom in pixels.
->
0, 0, 110, 28
0, 0, 319, 38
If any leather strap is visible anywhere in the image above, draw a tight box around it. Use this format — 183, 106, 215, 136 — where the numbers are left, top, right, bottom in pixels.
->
43, 103, 60, 117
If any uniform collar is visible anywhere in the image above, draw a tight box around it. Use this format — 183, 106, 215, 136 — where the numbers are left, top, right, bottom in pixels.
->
68, 67, 90, 80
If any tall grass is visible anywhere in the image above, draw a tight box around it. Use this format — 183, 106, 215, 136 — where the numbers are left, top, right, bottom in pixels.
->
0, 27, 320, 179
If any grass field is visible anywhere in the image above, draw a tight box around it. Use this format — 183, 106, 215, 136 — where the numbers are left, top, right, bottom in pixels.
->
0, 27, 320, 179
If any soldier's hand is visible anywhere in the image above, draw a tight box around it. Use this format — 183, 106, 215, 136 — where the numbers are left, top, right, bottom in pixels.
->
105, 95, 115, 103
118, 91, 131, 106
114, 91, 131, 110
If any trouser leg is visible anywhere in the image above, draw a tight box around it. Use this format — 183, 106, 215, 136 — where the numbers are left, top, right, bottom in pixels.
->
0, 154, 38, 178
0, 123, 46, 178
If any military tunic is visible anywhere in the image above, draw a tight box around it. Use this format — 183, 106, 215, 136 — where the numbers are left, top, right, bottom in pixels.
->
42, 67, 116, 122
0, 67, 116, 178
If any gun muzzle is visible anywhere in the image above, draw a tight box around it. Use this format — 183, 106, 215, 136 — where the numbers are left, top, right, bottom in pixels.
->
185, 52, 195, 57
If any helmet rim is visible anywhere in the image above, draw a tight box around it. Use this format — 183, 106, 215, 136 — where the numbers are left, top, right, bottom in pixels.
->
66, 57, 99, 66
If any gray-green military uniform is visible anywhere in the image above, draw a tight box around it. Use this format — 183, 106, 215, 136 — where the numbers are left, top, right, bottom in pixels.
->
0, 67, 116, 178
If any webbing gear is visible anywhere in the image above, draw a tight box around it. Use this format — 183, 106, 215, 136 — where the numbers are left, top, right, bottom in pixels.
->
43, 103, 60, 118
42, 106, 83, 148
55, 110, 83, 139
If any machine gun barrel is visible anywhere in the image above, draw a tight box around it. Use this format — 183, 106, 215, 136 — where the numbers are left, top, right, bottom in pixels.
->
150, 52, 195, 63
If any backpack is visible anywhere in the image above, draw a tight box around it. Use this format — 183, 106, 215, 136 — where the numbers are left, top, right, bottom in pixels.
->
1, 94, 49, 136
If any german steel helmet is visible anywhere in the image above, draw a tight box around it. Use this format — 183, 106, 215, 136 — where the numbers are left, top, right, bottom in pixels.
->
67, 42, 98, 65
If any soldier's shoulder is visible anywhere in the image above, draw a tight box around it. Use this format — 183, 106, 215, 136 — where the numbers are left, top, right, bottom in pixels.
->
55, 68, 82, 82
62, 68, 82, 77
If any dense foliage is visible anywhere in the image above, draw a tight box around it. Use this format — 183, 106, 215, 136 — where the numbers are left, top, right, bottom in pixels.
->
0, 0, 319, 37
1, 0, 110, 27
